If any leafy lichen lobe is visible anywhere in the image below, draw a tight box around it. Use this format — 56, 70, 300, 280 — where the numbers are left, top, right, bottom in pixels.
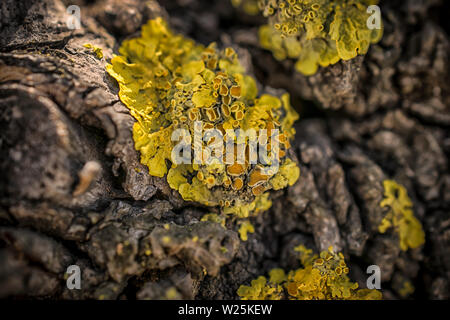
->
238, 245, 382, 300
234, 0, 383, 75
379, 180, 425, 251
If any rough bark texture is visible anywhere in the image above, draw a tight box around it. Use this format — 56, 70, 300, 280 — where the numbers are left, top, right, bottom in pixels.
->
0, 0, 449, 300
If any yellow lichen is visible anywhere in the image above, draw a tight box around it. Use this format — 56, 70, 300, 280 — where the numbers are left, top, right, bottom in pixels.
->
255, 0, 383, 75
165, 287, 181, 299
269, 268, 287, 284
269, 158, 300, 190
107, 18, 300, 217
238, 246, 382, 300
379, 180, 425, 251
294, 244, 315, 265
238, 220, 255, 241
223, 192, 272, 218
83, 43, 104, 59
398, 280, 414, 298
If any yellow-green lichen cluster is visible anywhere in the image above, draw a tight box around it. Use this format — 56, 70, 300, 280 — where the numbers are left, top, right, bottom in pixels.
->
237, 270, 285, 300
231, 0, 261, 15
241, 0, 383, 75
379, 180, 425, 251
107, 18, 300, 218
237, 245, 382, 300
83, 43, 104, 59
